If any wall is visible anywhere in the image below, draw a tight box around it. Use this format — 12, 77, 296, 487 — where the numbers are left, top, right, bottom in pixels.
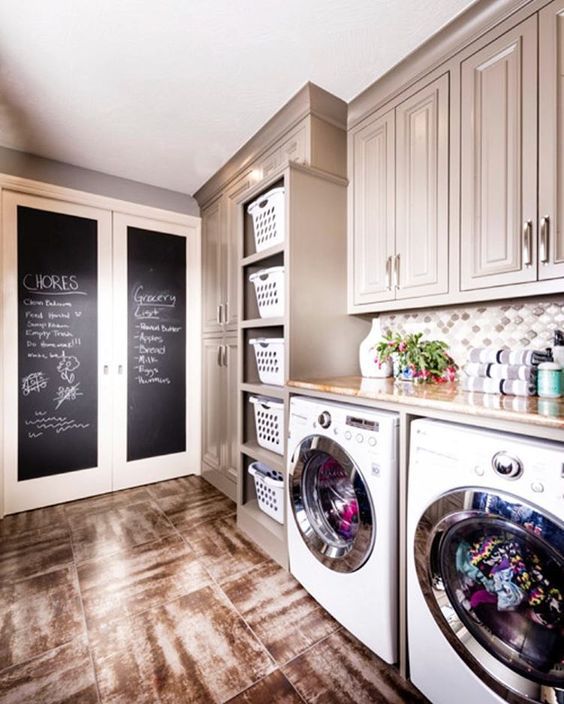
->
374, 295, 564, 367
0, 146, 199, 216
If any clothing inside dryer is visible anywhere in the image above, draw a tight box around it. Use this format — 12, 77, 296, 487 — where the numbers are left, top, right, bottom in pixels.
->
439, 509, 563, 685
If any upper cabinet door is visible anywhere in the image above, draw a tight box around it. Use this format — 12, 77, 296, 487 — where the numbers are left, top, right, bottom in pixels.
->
351, 110, 395, 305
225, 173, 254, 329
202, 195, 225, 333
460, 16, 538, 291
539, 0, 564, 280
395, 74, 449, 299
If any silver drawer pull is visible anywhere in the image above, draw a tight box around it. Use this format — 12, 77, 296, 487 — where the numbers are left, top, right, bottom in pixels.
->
217, 345, 223, 366
522, 220, 533, 267
385, 256, 392, 290
540, 216, 550, 264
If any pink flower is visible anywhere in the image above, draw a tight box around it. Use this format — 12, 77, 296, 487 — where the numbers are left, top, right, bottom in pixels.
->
398, 342, 407, 353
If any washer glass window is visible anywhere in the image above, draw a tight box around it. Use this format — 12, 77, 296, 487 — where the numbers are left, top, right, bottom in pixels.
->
417, 490, 564, 699
290, 436, 375, 573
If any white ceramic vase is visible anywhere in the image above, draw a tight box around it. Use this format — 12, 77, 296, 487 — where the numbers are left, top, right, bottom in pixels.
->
359, 318, 392, 378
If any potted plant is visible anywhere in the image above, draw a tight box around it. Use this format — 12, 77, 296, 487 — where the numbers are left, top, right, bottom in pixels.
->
373, 330, 457, 384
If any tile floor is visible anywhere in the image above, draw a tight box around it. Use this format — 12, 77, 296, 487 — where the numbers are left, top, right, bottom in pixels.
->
0, 475, 428, 703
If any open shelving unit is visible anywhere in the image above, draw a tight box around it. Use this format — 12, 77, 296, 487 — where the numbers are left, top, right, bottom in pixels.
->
235, 162, 365, 568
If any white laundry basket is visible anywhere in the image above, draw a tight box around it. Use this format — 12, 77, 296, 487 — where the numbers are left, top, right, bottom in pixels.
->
249, 396, 284, 455
248, 461, 284, 524
249, 266, 285, 318
249, 338, 285, 386
247, 187, 285, 252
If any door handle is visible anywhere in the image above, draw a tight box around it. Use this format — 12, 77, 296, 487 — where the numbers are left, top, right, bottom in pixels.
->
385, 256, 392, 290
393, 254, 400, 289
222, 344, 228, 367
540, 216, 549, 264
522, 220, 533, 267
217, 345, 223, 366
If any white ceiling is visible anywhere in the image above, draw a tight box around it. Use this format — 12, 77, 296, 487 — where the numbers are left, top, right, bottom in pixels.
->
0, 0, 474, 196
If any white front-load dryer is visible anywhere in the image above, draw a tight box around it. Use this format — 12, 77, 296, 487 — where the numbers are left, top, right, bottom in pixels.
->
407, 419, 563, 704
287, 396, 399, 663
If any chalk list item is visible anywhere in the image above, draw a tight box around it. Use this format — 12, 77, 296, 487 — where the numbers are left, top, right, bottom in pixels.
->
127, 227, 186, 461
18, 206, 98, 480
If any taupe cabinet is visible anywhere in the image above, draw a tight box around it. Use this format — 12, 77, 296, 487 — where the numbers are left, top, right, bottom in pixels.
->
460, 16, 538, 290
202, 195, 237, 333
348, 0, 564, 313
350, 74, 449, 307
539, 0, 564, 280
202, 336, 238, 498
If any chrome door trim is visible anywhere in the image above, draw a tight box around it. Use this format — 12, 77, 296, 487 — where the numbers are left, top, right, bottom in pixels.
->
414, 488, 563, 704
289, 434, 376, 573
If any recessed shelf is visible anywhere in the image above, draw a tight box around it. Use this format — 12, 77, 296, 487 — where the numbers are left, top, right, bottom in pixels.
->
241, 243, 284, 267
241, 442, 285, 472
239, 499, 285, 541
240, 317, 284, 328
240, 382, 287, 399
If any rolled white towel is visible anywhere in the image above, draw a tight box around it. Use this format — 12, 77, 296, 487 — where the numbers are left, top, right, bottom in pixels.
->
462, 376, 536, 397
467, 348, 551, 366
463, 363, 537, 382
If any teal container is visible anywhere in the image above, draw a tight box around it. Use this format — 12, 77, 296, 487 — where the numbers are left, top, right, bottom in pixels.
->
537, 362, 562, 398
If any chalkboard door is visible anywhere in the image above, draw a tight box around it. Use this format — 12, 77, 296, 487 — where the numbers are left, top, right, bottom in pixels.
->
111, 213, 201, 490
2, 192, 114, 513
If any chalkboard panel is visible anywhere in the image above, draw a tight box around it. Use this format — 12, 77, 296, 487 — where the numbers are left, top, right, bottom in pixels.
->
18, 206, 98, 480
127, 227, 186, 461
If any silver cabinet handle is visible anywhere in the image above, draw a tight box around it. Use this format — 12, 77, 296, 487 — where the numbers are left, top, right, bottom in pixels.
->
103, 364, 109, 375
522, 220, 533, 267
540, 216, 550, 264
385, 256, 392, 290
216, 305, 222, 325
118, 364, 123, 375
393, 253, 400, 289
224, 301, 229, 325
222, 344, 228, 367
217, 345, 222, 366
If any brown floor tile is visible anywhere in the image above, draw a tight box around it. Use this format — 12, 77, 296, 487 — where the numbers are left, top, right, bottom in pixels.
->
222, 561, 339, 664
90, 584, 274, 704
157, 491, 236, 529
146, 474, 215, 500
0, 637, 98, 704
0, 505, 67, 539
64, 486, 154, 519
69, 500, 175, 563
227, 670, 303, 704
78, 533, 210, 629
183, 515, 268, 582
283, 629, 429, 704
0, 566, 84, 671
0, 525, 73, 584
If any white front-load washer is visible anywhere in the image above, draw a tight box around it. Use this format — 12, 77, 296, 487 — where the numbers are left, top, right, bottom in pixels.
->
407, 419, 563, 704
287, 395, 399, 663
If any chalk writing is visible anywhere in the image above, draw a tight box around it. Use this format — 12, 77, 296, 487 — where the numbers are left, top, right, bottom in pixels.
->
21, 372, 49, 396
54, 383, 83, 410
56, 353, 80, 384
25, 415, 90, 434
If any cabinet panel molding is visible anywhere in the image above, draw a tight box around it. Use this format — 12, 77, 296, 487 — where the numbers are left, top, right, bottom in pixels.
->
395, 74, 449, 298
460, 17, 538, 290
201, 196, 225, 333
351, 110, 395, 305
539, 0, 564, 280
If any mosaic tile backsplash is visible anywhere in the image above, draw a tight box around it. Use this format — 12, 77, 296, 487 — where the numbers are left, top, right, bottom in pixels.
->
374, 296, 564, 367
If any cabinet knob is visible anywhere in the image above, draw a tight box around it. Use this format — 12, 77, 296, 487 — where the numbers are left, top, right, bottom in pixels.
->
540, 216, 550, 264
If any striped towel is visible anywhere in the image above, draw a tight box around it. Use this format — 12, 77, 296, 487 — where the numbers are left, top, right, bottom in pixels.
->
463, 363, 537, 382
467, 348, 551, 365
462, 376, 536, 397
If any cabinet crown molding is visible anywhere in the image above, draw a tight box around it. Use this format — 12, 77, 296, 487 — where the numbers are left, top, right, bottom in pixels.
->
193, 82, 347, 207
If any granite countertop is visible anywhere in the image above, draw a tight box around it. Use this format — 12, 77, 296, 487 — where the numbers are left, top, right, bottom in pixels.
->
287, 376, 564, 431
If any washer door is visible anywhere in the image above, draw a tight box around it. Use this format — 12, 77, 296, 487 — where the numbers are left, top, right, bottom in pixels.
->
415, 489, 563, 703
289, 435, 375, 573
